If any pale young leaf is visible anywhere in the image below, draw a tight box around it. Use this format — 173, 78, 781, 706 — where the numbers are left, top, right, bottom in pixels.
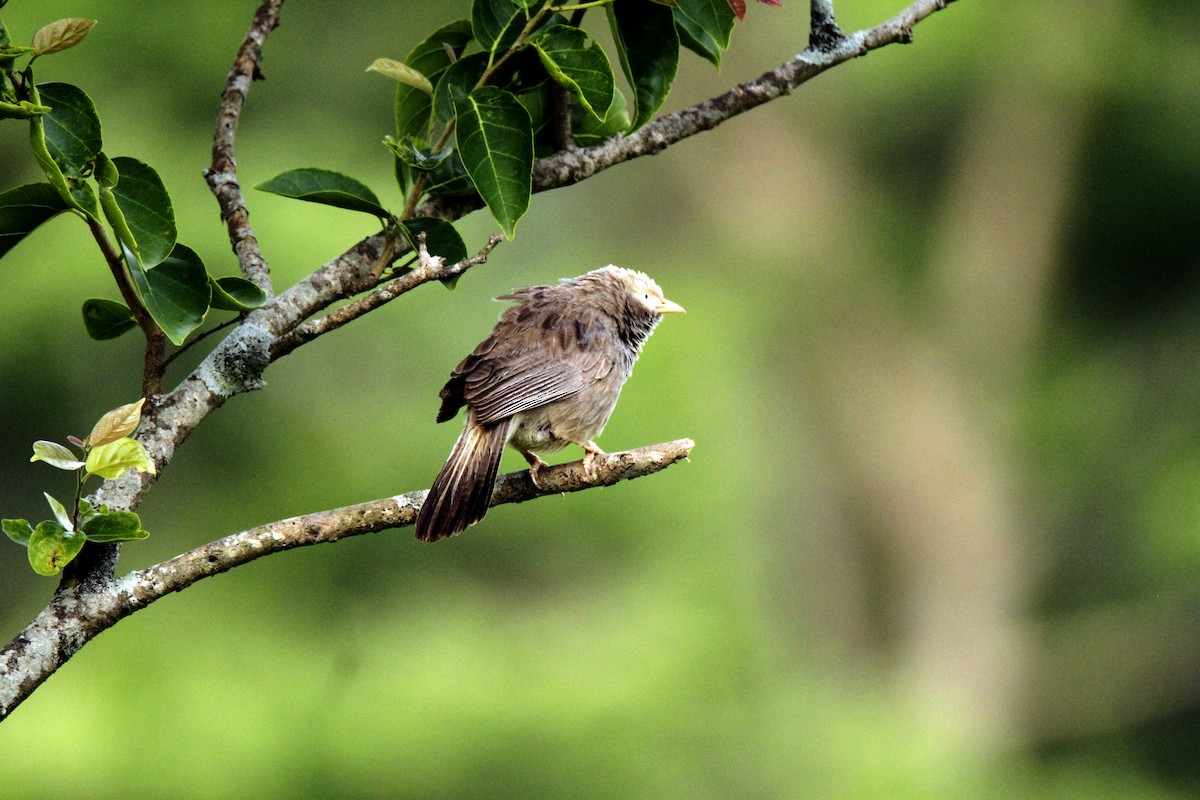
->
30, 440, 86, 470
366, 58, 434, 95
31, 18, 97, 58
43, 492, 73, 531
88, 397, 145, 447
85, 437, 156, 480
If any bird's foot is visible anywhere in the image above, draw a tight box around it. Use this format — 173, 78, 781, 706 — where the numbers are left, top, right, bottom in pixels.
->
521, 450, 550, 488
580, 442, 606, 480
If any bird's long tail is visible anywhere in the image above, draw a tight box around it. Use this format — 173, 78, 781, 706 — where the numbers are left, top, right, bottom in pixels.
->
414, 412, 513, 542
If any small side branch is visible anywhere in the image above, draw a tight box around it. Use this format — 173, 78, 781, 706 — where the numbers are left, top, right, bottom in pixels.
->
0, 438, 693, 722
270, 233, 504, 359
202, 0, 284, 293
809, 0, 845, 50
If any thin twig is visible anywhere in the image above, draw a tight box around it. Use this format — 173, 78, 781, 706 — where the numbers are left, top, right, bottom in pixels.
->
272, 234, 503, 359
202, 0, 284, 293
160, 316, 243, 371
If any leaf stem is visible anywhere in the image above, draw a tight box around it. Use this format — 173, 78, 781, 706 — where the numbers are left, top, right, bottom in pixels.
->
82, 216, 166, 395
550, 0, 612, 12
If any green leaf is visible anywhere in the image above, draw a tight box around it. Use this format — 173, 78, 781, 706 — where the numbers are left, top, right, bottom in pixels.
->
81, 510, 148, 543
393, 19, 473, 142
384, 135, 454, 171
35, 82, 102, 177
432, 52, 489, 125
607, 1, 679, 129
85, 436, 156, 480
106, 157, 177, 268
256, 168, 388, 218
471, 0, 530, 55
454, 87, 533, 239
27, 520, 83, 575
30, 440, 85, 470
26, 81, 99, 217
518, 83, 554, 143
673, 0, 735, 67
368, 58, 433, 94
209, 275, 268, 312
401, 217, 469, 265
572, 87, 631, 146
0, 182, 69, 260
88, 397, 145, 447
44, 492, 73, 531
31, 18, 97, 58
126, 243, 211, 345
82, 298, 137, 340
424, 150, 480, 197
3, 518, 33, 547
529, 25, 615, 121
0, 99, 51, 119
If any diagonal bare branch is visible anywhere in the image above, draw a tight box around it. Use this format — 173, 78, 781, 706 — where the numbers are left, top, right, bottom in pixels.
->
0, 438, 694, 722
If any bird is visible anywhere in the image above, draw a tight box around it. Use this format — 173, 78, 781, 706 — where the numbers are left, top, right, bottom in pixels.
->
413, 265, 685, 542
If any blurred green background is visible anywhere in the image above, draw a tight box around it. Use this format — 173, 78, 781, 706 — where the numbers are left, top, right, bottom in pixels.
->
3, 0, 1200, 797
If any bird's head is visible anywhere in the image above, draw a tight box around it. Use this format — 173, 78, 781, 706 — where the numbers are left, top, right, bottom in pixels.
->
585, 265, 686, 317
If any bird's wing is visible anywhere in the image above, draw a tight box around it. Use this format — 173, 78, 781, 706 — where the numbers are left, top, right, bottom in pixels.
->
462, 314, 616, 425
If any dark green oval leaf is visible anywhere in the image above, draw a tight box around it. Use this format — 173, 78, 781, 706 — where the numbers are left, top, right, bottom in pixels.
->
454, 87, 533, 239
673, 0, 735, 67
127, 243, 211, 345
471, 0, 529, 55
401, 217, 469, 265
256, 168, 388, 218
108, 156, 176, 267
81, 510, 148, 543
572, 87, 632, 147
607, 1, 679, 129
529, 25, 615, 121
432, 52, 488, 125
35, 82, 102, 177
81, 298, 137, 340
424, 150, 480, 197
27, 81, 92, 216
209, 275, 268, 311
0, 182, 69, 260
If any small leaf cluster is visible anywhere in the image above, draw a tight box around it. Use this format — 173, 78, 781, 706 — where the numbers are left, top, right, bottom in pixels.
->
0, 9, 266, 348
257, 0, 751, 251
4, 399, 154, 576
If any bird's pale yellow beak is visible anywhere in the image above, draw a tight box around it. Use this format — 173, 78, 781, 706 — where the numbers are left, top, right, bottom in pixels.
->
657, 298, 686, 314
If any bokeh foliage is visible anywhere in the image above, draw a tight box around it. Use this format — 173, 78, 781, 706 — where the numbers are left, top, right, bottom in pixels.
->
2, 0, 1200, 797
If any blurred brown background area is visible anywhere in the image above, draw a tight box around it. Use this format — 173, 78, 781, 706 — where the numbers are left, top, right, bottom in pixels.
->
3, 1, 1200, 797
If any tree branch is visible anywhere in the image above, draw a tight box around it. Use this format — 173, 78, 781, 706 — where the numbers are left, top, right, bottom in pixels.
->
272, 234, 503, 359
202, 0, 284, 294
0, 438, 694, 721
57, 0, 956, 569
809, 0, 845, 51
0, 0, 957, 725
